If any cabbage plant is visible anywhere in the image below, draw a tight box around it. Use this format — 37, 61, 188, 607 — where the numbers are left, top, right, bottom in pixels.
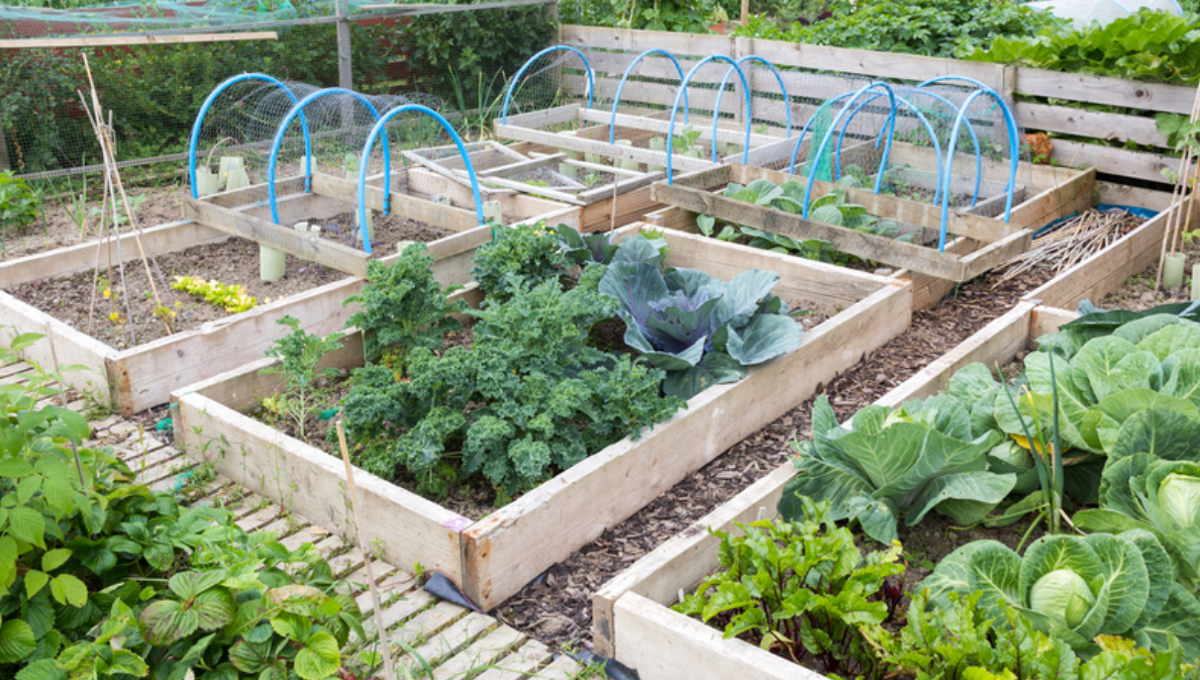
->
1077, 453, 1200, 590
920, 531, 1200, 657
598, 234, 804, 400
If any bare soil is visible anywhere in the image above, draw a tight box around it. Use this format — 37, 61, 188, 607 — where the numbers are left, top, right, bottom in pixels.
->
498, 266, 1054, 648
9, 212, 451, 349
1100, 236, 1200, 312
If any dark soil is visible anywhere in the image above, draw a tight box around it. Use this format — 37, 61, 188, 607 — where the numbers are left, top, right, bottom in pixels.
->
9, 214, 451, 349
497, 265, 1054, 648
1100, 235, 1200, 312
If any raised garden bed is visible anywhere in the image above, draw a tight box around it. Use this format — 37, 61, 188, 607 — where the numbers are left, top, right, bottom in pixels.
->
650, 155, 1095, 282
588, 300, 1080, 679
170, 224, 912, 611
0, 171, 575, 414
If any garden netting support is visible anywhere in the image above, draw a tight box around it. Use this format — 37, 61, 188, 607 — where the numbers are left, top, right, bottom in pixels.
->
0, 0, 558, 181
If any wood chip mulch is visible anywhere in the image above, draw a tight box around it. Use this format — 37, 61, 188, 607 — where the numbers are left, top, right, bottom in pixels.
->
496, 266, 1053, 649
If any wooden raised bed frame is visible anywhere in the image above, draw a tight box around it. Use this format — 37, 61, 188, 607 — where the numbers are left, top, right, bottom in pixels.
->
170, 224, 913, 611
589, 191, 1190, 678
588, 301, 1078, 680
0, 168, 576, 415
650, 155, 1095, 282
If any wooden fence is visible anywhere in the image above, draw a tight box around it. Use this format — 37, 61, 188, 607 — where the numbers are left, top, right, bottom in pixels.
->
561, 25, 1189, 187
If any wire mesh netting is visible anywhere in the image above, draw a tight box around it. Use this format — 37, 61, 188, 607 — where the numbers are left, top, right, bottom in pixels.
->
0, 0, 556, 179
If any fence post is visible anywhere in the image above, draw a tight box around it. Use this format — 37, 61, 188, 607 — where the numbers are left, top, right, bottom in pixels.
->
0, 127, 10, 171
336, 0, 353, 90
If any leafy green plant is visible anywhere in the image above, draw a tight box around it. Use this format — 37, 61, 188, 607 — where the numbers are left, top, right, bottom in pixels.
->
470, 221, 569, 300
868, 589, 1200, 679
554, 224, 619, 266
920, 530, 1200, 657
172, 275, 257, 314
674, 499, 904, 677
0, 170, 40, 233
345, 244, 466, 367
780, 393, 1014, 544
341, 264, 684, 498
260, 315, 346, 440
599, 234, 804, 400
1076, 453, 1200, 590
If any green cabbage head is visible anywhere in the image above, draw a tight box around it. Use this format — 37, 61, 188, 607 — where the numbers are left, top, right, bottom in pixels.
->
919, 530, 1200, 657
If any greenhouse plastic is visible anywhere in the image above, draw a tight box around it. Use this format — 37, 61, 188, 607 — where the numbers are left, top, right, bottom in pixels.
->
266, 87, 389, 226
188, 73, 308, 199
501, 45, 595, 124
665, 56, 753, 182
357, 105, 485, 255
609, 49, 690, 143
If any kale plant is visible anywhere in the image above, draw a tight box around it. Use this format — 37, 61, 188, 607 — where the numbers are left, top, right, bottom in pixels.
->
470, 221, 568, 300
261, 315, 346, 440
345, 244, 466, 367
340, 265, 684, 498
599, 234, 804, 400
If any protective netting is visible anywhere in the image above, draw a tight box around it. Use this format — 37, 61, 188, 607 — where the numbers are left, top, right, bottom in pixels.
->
0, 0, 555, 178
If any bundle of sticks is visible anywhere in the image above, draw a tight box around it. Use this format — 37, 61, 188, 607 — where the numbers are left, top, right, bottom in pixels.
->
994, 208, 1145, 286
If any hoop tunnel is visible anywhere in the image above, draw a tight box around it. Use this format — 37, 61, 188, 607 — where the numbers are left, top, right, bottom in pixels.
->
189, 73, 308, 199
501, 45, 595, 124
834, 91, 945, 201
666, 56, 752, 184
609, 49, 689, 144
711, 55, 793, 162
357, 105, 485, 255
266, 87, 388, 226
939, 87, 1022, 250
801, 82, 899, 217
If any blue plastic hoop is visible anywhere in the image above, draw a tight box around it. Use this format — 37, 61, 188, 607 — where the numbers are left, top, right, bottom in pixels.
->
711, 55, 793, 162
188, 73, 308, 199
802, 82, 898, 217
834, 91, 945, 201
665, 56, 752, 184
501, 45, 594, 124
358, 105, 485, 255
609, 49, 688, 144
266, 88, 387, 226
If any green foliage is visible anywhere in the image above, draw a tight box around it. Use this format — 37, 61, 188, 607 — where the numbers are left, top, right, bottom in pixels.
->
962, 10, 1200, 85
780, 393, 1015, 544
341, 264, 684, 498
733, 0, 1059, 58
674, 500, 903, 676
554, 224, 619, 266
1158, 113, 1200, 154
868, 589, 1200, 679
261, 315, 346, 440
0, 171, 40, 233
919, 531, 1200, 657
470, 221, 568, 300
345, 244, 466, 366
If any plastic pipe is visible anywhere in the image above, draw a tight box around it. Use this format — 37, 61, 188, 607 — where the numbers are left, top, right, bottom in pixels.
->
803, 82, 898, 218
711, 55, 793, 162
665, 56, 752, 184
833, 91, 945, 200
609, 49, 689, 144
501, 45, 594, 124
188, 73, 307, 199
358, 105, 484, 255
267, 87, 386, 226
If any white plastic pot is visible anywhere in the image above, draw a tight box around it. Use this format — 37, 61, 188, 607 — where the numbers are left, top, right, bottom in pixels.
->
219, 156, 246, 191
648, 137, 666, 173
614, 139, 639, 172
260, 244, 285, 282
483, 200, 503, 225
195, 168, 222, 197
1165, 253, 1187, 289
225, 166, 251, 192
1193, 264, 1200, 301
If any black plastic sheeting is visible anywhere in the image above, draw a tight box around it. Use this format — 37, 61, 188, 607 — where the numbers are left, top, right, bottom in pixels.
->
423, 571, 485, 614
564, 650, 640, 680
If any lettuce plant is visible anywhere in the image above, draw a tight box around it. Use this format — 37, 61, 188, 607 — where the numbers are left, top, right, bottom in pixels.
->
920, 530, 1200, 657
598, 234, 804, 400
780, 393, 1015, 544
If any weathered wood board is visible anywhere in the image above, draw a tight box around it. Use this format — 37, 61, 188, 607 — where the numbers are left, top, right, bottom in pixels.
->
171, 224, 912, 611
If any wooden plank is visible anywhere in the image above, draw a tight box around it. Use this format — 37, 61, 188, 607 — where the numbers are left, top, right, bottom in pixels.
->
1014, 102, 1168, 149
1015, 68, 1195, 115
1023, 201, 1180, 310
613, 593, 820, 680
959, 228, 1032, 281
311, 172, 480, 233
1048, 141, 1173, 185
1007, 167, 1096, 233
652, 174, 965, 280
0, 32, 278, 49
580, 185, 663, 232
173, 388, 468, 584
0, 291, 113, 403
462, 279, 911, 609
593, 464, 795, 657
402, 612, 496, 669
495, 122, 715, 174
182, 198, 368, 277
576, 109, 779, 148
432, 627, 527, 680
1031, 306, 1080, 339
472, 640, 555, 680
1098, 182, 1176, 212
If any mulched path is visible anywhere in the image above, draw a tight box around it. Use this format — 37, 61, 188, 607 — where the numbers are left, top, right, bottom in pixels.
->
497, 266, 1054, 648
